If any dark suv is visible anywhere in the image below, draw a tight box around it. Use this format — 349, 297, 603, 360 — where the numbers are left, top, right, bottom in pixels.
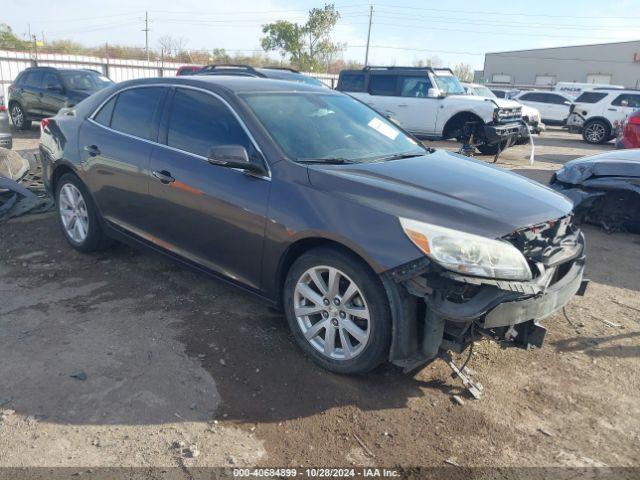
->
8, 67, 114, 129
196, 64, 328, 88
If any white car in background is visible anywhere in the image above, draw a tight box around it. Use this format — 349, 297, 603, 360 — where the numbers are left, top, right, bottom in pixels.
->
463, 83, 544, 135
567, 89, 640, 144
513, 91, 573, 125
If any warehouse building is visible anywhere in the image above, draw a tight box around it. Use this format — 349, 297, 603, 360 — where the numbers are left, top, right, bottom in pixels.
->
477, 40, 640, 89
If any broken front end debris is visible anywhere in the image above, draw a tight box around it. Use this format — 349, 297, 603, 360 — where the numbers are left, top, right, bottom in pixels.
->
549, 150, 640, 233
382, 215, 588, 371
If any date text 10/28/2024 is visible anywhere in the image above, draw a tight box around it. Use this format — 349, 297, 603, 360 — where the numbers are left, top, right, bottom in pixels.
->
233, 468, 401, 477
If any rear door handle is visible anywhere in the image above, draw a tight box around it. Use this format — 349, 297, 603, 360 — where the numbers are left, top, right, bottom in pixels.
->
152, 170, 175, 184
83, 145, 101, 156
397, 104, 408, 107
608, 108, 617, 111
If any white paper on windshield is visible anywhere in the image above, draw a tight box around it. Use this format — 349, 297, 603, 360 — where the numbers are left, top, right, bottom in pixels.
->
368, 117, 399, 140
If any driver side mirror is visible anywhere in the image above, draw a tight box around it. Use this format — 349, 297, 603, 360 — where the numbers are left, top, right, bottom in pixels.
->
427, 88, 439, 98
208, 145, 266, 176
563, 100, 572, 105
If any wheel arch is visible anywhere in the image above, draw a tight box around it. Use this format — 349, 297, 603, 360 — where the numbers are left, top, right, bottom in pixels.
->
275, 236, 381, 308
584, 116, 613, 131
51, 163, 80, 196
442, 111, 484, 139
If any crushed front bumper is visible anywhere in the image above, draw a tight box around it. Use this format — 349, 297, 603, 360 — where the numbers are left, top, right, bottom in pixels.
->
567, 113, 585, 133
484, 121, 522, 145
383, 226, 587, 369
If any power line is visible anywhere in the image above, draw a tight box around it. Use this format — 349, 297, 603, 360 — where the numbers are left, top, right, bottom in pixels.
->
368, 2, 640, 20
349, 44, 640, 64
372, 9, 637, 31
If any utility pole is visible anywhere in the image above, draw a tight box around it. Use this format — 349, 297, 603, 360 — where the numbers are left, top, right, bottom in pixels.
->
364, 5, 373, 67
143, 11, 150, 62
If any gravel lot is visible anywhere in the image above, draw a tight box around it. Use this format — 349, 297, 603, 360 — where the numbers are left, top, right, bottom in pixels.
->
1, 127, 638, 473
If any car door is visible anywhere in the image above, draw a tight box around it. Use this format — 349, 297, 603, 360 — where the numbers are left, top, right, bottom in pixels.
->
545, 93, 572, 122
359, 73, 402, 122
40, 71, 67, 116
79, 86, 168, 233
19, 70, 44, 117
609, 94, 640, 127
145, 87, 271, 290
394, 75, 439, 135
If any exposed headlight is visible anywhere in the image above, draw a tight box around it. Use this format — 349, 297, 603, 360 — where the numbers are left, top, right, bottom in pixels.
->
399, 218, 532, 281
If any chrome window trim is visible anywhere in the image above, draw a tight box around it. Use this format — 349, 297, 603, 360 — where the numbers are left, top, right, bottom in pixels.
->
88, 83, 271, 181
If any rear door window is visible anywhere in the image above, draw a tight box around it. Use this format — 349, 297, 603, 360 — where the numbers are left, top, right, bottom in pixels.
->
42, 72, 62, 89
612, 94, 640, 108
166, 88, 252, 157
368, 75, 398, 96
399, 76, 432, 97
519, 92, 546, 102
338, 73, 365, 92
546, 94, 570, 105
93, 96, 117, 127
110, 87, 165, 141
22, 71, 44, 88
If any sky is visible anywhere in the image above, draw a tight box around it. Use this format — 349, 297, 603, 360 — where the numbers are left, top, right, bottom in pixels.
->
4, 0, 640, 69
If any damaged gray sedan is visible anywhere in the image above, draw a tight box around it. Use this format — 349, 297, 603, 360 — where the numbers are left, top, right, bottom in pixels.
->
39, 76, 587, 374
550, 149, 640, 233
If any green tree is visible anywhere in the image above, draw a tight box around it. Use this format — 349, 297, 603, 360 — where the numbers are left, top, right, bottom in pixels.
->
0, 24, 30, 50
261, 4, 343, 71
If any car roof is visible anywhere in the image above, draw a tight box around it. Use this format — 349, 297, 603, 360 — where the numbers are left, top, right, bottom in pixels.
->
118, 75, 331, 94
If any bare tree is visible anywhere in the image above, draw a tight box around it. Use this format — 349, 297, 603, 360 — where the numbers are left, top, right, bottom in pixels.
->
453, 62, 474, 82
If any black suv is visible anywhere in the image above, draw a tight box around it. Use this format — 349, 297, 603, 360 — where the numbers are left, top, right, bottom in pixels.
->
8, 67, 114, 129
195, 64, 328, 88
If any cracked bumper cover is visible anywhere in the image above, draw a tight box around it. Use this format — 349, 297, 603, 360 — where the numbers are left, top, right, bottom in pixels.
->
484, 122, 522, 145
384, 232, 587, 367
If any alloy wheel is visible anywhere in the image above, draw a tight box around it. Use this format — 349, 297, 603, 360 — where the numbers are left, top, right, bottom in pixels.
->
11, 105, 24, 129
293, 266, 370, 360
59, 183, 89, 243
585, 122, 606, 143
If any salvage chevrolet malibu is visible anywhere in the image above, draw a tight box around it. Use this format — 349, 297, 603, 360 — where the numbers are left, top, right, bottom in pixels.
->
39, 76, 588, 374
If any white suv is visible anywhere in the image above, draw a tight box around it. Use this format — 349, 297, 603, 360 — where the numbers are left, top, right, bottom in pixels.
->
337, 67, 523, 154
513, 91, 573, 125
567, 89, 640, 144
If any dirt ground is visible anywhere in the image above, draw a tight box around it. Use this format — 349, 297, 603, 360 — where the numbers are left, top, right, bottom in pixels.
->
1, 127, 639, 474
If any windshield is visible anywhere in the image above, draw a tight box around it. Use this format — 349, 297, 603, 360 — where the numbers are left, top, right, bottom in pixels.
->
472, 86, 497, 99
59, 71, 114, 91
241, 92, 426, 163
433, 73, 465, 96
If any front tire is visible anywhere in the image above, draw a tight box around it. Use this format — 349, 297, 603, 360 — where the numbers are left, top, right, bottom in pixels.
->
283, 247, 392, 374
56, 173, 113, 252
10, 103, 30, 130
582, 119, 610, 144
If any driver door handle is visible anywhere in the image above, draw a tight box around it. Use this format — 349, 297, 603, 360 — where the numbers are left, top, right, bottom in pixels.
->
152, 170, 175, 184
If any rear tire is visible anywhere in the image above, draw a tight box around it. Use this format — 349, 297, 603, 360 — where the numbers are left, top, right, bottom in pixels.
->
56, 173, 113, 252
10, 103, 30, 130
582, 119, 610, 144
283, 246, 392, 374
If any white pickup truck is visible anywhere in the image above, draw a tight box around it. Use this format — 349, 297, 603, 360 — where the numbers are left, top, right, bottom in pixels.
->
336, 66, 524, 154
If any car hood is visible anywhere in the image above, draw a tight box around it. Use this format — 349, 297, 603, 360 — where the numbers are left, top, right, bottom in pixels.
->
307, 150, 573, 239
451, 94, 521, 110
555, 149, 640, 184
